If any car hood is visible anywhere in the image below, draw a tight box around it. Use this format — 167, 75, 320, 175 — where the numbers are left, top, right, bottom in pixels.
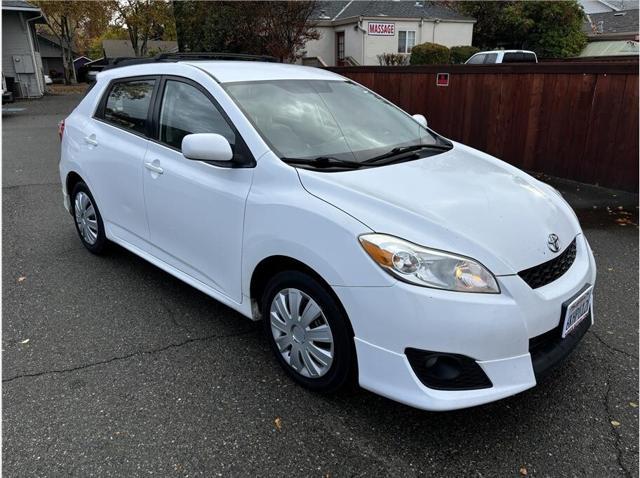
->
296, 142, 581, 275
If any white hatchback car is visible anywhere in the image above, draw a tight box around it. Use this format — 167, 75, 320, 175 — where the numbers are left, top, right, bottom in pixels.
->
59, 55, 596, 411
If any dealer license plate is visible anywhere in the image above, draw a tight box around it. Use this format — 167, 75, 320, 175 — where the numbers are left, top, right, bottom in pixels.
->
562, 286, 593, 338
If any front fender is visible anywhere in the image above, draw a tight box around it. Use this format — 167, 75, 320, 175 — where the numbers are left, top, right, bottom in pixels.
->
241, 156, 394, 298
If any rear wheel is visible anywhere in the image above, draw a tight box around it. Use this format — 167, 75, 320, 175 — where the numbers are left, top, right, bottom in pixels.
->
262, 271, 355, 392
72, 182, 108, 255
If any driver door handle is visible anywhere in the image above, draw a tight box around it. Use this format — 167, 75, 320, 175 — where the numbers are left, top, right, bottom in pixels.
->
84, 134, 98, 146
144, 161, 164, 174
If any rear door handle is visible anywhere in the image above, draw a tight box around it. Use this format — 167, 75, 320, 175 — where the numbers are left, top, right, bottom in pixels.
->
84, 134, 98, 146
144, 161, 164, 174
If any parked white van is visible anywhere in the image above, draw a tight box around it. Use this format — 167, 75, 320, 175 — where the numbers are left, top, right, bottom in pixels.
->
466, 50, 538, 64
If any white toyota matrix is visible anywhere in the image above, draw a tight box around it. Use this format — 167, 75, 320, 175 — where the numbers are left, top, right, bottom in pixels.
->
59, 55, 596, 411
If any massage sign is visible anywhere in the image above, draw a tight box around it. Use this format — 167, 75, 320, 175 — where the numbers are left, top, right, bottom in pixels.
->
367, 22, 395, 36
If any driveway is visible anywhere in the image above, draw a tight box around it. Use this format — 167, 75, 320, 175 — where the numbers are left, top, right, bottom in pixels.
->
3, 93, 638, 477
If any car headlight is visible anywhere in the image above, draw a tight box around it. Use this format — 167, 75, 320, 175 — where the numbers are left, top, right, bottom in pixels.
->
359, 233, 500, 293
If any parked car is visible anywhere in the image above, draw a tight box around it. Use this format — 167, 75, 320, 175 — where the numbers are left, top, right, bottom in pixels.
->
2, 73, 13, 103
466, 50, 538, 64
58, 55, 595, 411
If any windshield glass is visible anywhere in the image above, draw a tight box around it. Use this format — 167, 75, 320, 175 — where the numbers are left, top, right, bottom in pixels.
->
223, 80, 447, 163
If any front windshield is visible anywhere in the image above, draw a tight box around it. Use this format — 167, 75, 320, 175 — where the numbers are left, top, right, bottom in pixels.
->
224, 80, 447, 163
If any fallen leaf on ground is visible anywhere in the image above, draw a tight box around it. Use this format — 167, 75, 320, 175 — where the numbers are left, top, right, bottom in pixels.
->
17, 276, 26, 283
611, 420, 621, 427
615, 217, 637, 226
19, 339, 29, 344
630, 402, 638, 408
519, 466, 528, 476
274, 417, 282, 431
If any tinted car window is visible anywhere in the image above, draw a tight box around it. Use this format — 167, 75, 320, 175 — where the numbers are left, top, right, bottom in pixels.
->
467, 54, 485, 64
502, 52, 537, 63
103, 79, 155, 135
159, 80, 235, 150
484, 53, 498, 64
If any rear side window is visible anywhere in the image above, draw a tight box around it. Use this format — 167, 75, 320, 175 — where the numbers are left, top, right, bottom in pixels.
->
102, 79, 155, 135
467, 54, 485, 64
158, 80, 235, 150
503, 52, 537, 63
483, 53, 498, 64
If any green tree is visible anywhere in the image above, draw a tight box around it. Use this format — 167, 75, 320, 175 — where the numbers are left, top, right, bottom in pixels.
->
409, 43, 450, 65
113, 0, 176, 57
34, 1, 114, 82
173, 1, 318, 62
455, 1, 587, 58
450, 45, 480, 64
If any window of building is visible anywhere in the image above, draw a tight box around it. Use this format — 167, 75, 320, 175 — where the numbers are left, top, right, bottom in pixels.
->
102, 79, 155, 135
336, 32, 345, 65
398, 31, 416, 54
159, 80, 235, 150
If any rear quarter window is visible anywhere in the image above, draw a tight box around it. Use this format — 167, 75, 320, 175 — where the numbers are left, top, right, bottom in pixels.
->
466, 54, 485, 64
98, 79, 156, 135
483, 53, 498, 64
502, 52, 537, 63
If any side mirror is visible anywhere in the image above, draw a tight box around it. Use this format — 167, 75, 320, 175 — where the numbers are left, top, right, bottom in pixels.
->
412, 114, 428, 129
182, 133, 233, 162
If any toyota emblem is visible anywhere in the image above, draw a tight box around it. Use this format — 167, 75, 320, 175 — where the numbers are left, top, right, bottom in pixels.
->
547, 233, 560, 253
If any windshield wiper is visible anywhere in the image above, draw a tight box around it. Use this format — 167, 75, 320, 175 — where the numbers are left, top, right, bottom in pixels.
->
281, 156, 368, 169
362, 143, 452, 165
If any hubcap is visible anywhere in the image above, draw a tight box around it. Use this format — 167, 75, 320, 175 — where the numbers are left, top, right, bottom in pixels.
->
269, 288, 334, 378
74, 191, 99, 245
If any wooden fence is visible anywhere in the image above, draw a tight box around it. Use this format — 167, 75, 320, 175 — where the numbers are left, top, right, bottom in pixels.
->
328, 61, 638, 192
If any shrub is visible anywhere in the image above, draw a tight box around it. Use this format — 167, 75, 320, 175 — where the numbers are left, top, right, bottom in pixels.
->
450, 45, 480, 64
409, 42, 450, 65
377, 53, 410, 66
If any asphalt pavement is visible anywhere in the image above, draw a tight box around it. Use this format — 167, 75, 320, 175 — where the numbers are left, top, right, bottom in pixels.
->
3, 93, 638, 477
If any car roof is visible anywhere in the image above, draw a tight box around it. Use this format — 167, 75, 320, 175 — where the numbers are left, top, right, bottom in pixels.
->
474, 50, 537, 55
98, 60, 345, 84
187, 61, 345, 83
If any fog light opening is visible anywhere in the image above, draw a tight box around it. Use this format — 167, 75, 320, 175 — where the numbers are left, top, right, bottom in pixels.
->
405, 348, 493, 391
424, 354, 462, 381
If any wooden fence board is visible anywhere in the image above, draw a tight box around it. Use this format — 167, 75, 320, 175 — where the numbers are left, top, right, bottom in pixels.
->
329, 61, 639, 191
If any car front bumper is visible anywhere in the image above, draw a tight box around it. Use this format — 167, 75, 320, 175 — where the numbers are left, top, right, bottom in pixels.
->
333, 234, 596, 411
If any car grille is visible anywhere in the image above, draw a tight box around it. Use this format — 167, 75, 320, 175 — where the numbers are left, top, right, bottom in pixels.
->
518, 238, 577, 289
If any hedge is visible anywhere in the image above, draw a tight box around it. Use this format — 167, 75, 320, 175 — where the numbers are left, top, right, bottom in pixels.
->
450, 45, 480, 64
409, 42, 450, 65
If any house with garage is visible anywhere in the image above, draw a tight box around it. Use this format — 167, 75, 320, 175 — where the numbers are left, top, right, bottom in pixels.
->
2, 0, 46, 98
37, 31, 80, 82
303, 1, 475, 66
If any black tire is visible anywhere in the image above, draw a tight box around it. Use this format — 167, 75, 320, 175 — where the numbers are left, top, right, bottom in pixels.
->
71, 181, 108, 255
261, 270, 356, 393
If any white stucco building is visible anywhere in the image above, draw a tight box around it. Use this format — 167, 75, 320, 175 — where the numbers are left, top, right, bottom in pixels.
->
303, 1, 475, 66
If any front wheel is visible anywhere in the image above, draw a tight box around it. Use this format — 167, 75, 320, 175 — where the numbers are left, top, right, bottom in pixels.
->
262, 271, 356, 393
71, 181, 108, 255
